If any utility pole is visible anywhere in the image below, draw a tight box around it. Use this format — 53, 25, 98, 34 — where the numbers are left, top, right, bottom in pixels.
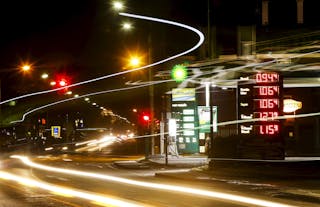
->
148, 29, 155, 156
207, 0, 211, 58
0, 79, 2, 117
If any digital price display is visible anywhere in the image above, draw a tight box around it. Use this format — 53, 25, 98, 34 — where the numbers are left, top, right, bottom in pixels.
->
254, 98, 279, 110
253, 72, 282, 136
256, 73, 279, 83
254, 112, 279, 120
255, 124, 280, 135
253, 86, 279, 96
237, 72, 284, 159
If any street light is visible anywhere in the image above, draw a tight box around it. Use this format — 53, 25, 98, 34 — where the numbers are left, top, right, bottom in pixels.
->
21, 64, 31, 72
41, 73, 49, 79
114, 3, 155, 156
112, 1, 124, 11
122, 22, 132, 31
20, 64, 32, 74
123, 53, 145, 69
129, 56, 141, 68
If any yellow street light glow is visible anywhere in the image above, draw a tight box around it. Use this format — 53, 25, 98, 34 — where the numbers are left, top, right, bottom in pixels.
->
50, 81, 56, 86
84, 97, 90, 101
113, 1, 124, 11
41, 73, 49, 79
122, 22, 132, 30
66, 91, 72, 95
21, 65, 31, 71
12, 155, 294, 207
128, 56, 141, 68
74, 94, 79, 98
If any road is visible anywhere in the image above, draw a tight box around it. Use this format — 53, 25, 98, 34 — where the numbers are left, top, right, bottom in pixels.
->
0, 153, 319, 207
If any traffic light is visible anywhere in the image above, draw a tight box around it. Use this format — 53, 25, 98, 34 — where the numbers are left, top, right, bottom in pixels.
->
171, 64, 188, 82
58, 79, 67, 87
52, 73, 71, 94
52, 73, 71, 88
140, 113, 150, 125
143, 115, 150, 121
38, 118, 46, 125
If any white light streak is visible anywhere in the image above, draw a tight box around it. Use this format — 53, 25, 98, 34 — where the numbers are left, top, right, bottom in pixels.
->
12, 155, 294, 207
0, 13, 204, 106
11, 80, 168, 123
0, 170, 143, 207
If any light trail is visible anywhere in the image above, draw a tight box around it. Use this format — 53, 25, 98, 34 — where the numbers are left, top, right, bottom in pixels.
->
0, 170, 144, 207
0, 12, 204, 106
10, 80, 168, 123
76, 135, 117, 152
12, 155, 295, 207
108, 111, 320, 141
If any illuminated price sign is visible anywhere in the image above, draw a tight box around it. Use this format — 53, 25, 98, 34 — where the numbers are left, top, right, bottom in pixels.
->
254, 99, 279, 110
254, 86, 279, 96
253, 72, 282, 136
255, 124, 280, 135
254, 112, 279, 121
256, 73, 279, 83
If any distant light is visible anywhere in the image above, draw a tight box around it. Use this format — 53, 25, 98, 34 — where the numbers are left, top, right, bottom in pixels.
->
66, 91, 72, 95
132, 108, 137, 113
92, 102, 97, 106
62, 146, 68, 151
84, 98, 90, 101
113, 1, 124, 11
143, 115, 150, 121
74, 94, 79, 98
222, 87, 228, 90
41, 73, 49, 79
21, 65, 31, 71
45, 147, 53, 151
122, 22, 132, 30
59, 80, 67, 86
50, 81, 56, 86
129, 57, 140, 67
8, 101, 16, 106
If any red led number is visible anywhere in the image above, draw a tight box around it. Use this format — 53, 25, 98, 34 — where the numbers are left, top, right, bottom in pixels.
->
258, 86, 279, 96
256, 73, 279, 83
258, 99, 279, 109
256, 112, 279, 121
259, 124, 279, 135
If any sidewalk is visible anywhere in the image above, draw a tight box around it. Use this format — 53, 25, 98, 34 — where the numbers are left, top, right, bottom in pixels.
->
148, 154, 208, 167
113, 154, 208, 169
113, 155, 320, 179
152, 156, 320, 179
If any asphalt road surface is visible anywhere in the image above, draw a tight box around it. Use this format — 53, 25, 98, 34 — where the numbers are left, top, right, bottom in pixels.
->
0, 153, 319, 207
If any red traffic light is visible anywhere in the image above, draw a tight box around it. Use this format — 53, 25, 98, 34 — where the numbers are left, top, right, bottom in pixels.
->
143, 115, 150, 121
53, 73, 71, 88
59, 79, 67, 87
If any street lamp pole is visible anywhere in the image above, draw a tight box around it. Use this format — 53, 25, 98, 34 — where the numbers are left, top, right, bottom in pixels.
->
207, 0, 211, 58
148, 31, 155, 156
0, 79, 2, 117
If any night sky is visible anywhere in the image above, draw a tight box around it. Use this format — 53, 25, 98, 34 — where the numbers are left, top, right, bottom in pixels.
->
0, 0, 211, 121
1, 0, 319, 120
0, 1, 207, 99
